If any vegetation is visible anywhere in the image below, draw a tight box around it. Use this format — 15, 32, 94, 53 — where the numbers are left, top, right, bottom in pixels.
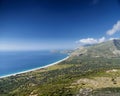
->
1, 39, 120, 96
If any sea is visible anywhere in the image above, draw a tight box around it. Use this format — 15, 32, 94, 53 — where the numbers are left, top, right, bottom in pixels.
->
0, 50, 68, 77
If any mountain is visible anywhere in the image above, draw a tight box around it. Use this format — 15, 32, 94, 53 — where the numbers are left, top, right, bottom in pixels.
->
71, 39, 120, 58
1, 39, 120, 96
113, 39, 120, 50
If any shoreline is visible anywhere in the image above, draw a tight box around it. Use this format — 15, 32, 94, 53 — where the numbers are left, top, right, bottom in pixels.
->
0, 56, 69, 79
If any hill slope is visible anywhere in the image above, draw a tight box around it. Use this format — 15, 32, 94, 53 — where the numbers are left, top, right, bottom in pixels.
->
71, 39, 120, 57
0, 39, 120, 96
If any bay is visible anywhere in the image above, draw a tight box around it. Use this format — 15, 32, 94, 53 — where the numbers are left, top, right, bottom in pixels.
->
0, 50, 68, 77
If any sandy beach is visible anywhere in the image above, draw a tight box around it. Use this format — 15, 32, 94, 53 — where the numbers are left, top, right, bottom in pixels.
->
0, 56, 69, 79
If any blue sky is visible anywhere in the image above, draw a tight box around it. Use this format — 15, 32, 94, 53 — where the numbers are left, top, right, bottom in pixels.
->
0, 0, 120, 50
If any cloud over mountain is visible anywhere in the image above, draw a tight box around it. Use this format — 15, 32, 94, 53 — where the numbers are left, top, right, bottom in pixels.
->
77, 37, 105, 45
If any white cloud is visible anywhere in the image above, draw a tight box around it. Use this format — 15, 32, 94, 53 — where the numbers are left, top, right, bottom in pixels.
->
107, 20, 120, 36
79, 38, 97, 44
109, 37, 118, 40
77, 37, 106, 45
98, 37, 105, 43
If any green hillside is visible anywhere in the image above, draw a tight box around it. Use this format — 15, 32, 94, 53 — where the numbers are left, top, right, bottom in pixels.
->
72, 39, 120, 58
1, 39, 120, 96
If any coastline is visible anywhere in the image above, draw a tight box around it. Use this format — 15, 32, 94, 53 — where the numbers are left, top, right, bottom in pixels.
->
0, 56, 69, 79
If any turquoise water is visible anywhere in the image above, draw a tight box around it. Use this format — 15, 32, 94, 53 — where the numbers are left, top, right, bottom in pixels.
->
0, 51, 67, 77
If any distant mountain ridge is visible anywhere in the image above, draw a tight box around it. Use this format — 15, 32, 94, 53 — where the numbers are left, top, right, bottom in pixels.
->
71, 39, 120, 58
